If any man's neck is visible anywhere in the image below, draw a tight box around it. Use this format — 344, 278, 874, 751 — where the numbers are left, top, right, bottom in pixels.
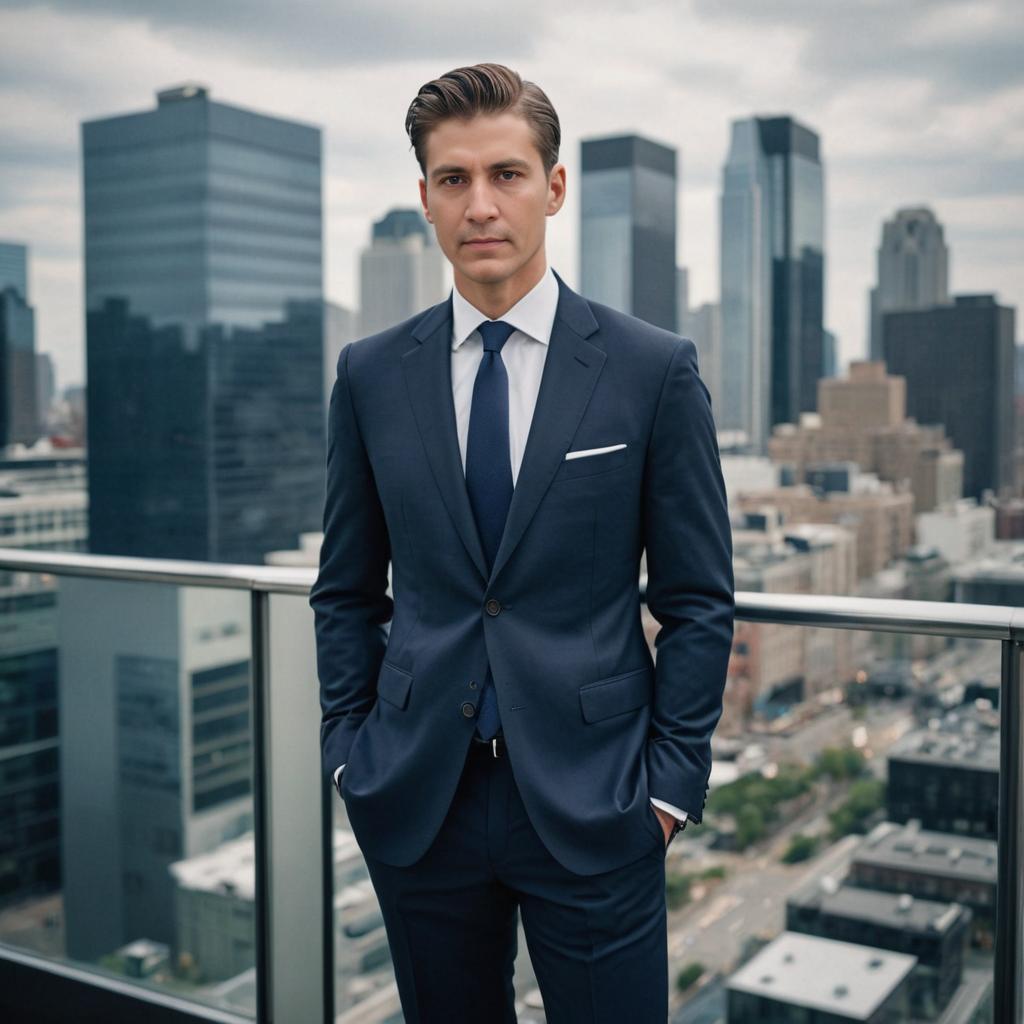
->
454, 252, 547, 320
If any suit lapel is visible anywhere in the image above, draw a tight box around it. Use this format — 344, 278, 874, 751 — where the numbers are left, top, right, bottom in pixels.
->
402, 268, 605, 587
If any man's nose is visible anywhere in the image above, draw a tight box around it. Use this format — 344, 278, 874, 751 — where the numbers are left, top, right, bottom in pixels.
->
465, 179, 499, 220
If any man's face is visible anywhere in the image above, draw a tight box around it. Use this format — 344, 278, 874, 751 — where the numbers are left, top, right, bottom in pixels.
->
418, 110, 565, 290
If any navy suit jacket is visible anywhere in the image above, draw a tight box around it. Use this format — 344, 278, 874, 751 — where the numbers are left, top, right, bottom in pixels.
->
309, 268, 734, 876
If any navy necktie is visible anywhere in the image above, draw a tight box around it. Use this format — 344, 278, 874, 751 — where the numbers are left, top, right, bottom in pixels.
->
465, 319, 516, 740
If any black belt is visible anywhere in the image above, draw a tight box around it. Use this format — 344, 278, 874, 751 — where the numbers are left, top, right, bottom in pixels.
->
470, 732, 507, 757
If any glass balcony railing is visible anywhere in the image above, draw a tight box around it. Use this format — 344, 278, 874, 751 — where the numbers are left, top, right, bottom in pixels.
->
0, 548, 1019, 1024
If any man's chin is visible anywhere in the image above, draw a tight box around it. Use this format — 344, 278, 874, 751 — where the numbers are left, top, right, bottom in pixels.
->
456, 258, 514, 283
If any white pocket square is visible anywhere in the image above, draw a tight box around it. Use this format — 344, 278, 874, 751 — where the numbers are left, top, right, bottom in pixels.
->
564, 443, 627, 461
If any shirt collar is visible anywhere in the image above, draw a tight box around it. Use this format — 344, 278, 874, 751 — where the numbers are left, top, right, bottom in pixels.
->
451, 263, 559, 350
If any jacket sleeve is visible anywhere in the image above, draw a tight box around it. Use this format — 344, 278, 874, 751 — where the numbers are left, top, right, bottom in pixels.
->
642, 338, 734, 825
309, 342, 393, 785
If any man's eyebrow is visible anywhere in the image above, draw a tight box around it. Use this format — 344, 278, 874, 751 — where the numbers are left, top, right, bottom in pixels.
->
431, 158, 532, 179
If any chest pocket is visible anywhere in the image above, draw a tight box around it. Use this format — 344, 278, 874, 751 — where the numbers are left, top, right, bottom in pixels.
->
552, 442, 631, 483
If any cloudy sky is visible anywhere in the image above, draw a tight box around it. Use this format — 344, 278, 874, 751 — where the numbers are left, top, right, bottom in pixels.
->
1, 0, 1021, 392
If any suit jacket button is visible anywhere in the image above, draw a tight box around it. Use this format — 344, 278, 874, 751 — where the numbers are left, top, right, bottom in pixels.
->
485, 598, 501, 615
461, 701, 476, 718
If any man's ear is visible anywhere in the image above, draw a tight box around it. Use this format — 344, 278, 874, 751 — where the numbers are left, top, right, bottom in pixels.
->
546, 163, 567, 216
418, 178, 432, 224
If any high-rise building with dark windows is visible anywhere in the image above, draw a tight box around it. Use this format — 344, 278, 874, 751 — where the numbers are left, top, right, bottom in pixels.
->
720, 116, 824, 450
0, 240, 40, 447
883, 294, 1016, 500
82, 84, 325, 563
580, 134, 677, 332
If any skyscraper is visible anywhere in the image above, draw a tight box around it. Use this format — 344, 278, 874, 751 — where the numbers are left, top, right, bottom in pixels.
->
869, 207, 950, 361
359, 207, 447, 336
580, 134, 677, 331
720, 116, 824, 450
0, 241, 28, 299
678, 266, 722, 416
883, 295, 1016, 499
0, 240, 39, 447
82, 84, 325, 563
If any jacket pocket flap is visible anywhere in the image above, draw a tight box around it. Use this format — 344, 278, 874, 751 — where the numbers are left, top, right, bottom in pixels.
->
377, 660, 412, 709
579, 667, 652, 723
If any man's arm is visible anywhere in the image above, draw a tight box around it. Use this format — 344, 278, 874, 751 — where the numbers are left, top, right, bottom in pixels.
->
643, 339, 734, 825
310, 342, 393, 787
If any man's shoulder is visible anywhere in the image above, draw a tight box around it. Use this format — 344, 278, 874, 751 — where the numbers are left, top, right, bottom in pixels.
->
339, 298, 449, 377
583, 296, 697, 367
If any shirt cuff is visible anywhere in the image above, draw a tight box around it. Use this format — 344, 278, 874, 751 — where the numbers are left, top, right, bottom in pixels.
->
650, 797, 688, 822
333, 764, 345, 788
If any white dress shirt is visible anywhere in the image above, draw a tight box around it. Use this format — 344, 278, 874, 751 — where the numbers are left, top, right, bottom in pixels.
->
335, 263, 687, 827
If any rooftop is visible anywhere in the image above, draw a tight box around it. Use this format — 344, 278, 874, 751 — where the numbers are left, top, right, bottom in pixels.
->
727, 930, 916, 1018
852, 820, 997, 885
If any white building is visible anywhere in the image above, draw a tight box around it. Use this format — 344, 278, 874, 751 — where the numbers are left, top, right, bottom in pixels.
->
917, 498, 995, 566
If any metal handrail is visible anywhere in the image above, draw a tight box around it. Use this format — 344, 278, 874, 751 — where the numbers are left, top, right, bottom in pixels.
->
0, 547, 1021, 1023
3, 549, 1022, 639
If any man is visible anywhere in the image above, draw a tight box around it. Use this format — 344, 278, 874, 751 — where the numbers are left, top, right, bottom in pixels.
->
310, 62, 734, 1023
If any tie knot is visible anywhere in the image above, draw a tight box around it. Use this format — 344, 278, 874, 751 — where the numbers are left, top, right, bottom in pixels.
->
477, 319, 516, 353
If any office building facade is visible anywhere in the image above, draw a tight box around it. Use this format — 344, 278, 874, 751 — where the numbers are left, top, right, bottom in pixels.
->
82, 84, 325, 563
580, 134, 677, 332
720, 116, 824, 450
883, 295, 1016, 500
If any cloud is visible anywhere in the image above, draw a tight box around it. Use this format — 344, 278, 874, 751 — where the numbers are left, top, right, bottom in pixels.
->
0, 0, 542, 67
0, 0, 1021, 392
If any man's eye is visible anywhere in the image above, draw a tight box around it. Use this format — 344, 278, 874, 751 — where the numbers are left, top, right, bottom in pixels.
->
441, 172, 518, 185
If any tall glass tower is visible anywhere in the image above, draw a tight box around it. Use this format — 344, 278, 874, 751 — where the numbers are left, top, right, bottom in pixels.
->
580, 134, 677, 331
82, 84, 325, 563
720, 116, 824, 449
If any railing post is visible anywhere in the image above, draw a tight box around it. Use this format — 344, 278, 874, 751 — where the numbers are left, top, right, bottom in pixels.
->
251, 588, 272, 1023
252, 588, 329, 1024
996, 637, 1024, 1023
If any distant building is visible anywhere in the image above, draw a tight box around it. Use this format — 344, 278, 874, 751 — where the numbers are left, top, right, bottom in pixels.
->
323, 300, 356, 431
59, 578, 254, 962
170, 827, 387, 1012
34, 351, 55, 434
883, 295, 1016, 500
869, 207, 950, 362
769, 361, 963, 514
720, 116, 824, 450
952, 540, 1024, 606
855, 546, 952, 661
917, 498, 995, 565
849, 820, 997, 949
358, 208, 447, 336
726, 930, 916, 1022
0, 240, 28, 298
990, 496, 1024, 540
728, 515, 857, 731
0, 290, 39, 447
787, 880, 971, 1019
678, 266, 722, 415
735, 473, 914, 581
580, 134, 676, 331
721, 454, 780, 504
823, 327, 837, 377
886, 710, 999, 840
82, 84, 326, 564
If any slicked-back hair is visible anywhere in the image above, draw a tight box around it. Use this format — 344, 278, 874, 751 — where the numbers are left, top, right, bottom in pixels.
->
405, 62, 561, 179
